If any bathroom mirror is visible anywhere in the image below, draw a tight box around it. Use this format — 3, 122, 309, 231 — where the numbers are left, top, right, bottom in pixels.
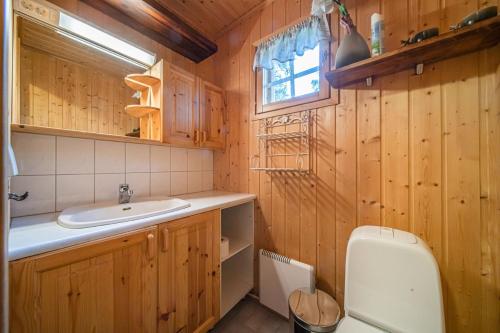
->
12, 13, 156, 140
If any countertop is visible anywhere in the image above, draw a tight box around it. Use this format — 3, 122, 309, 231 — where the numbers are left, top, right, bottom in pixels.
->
9, 191, 256, 261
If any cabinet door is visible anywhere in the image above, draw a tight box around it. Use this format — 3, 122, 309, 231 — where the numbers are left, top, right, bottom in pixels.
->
164, 64, 198, 147
199, 80, 225, 150
158, 210, 221, 333
10, 227, 158, 333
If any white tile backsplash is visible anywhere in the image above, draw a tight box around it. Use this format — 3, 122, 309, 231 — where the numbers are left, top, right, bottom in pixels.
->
57, 137, 94, 174
150, 146, 170, 172
171, 171, 188, 195
12, 133, 55, 175
151, 172, 171, 196
126, 143, 150, 172
95, 173, 125, 203
95, 141, 125, 174
11, 132, 214, 217
10, 175, 55, 217
56, 174, 94, 211
187, 171, 203, 193
202, 171, 214, 191
202, 149, 214, 171
126, 173, 150, 198
187, 149, 203, 171
171, 147, 188, 171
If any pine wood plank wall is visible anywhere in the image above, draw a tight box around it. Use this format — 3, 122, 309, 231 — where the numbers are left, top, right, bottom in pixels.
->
212, 0, 500, 332
18, 46, 139, 136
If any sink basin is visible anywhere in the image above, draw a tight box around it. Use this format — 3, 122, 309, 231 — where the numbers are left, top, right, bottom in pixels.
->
58, 197, 191, 228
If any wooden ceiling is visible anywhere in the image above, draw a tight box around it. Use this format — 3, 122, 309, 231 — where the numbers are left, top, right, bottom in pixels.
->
158, 0, 269, 39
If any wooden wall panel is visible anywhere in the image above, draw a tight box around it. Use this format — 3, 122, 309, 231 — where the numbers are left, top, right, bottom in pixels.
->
213, 1, 500, 332
19, 46, 139, 136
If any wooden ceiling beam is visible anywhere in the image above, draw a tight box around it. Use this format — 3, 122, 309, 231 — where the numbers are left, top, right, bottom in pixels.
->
81, 0, 218, 63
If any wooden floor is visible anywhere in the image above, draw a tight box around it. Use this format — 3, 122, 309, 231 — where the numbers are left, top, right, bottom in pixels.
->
211, 297, 288, 333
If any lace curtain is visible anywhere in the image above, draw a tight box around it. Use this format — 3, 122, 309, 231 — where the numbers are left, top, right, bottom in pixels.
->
252, 15, 331, 71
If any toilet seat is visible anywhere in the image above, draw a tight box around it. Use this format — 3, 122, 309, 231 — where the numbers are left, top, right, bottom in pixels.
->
335, 316, 386, 333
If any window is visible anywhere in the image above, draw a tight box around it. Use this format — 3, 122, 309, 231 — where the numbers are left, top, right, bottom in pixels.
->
263, 45, 320, 105
256, 41, 331, 115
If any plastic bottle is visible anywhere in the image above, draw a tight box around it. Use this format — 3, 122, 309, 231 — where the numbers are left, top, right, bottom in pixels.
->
371, 13, 384, 56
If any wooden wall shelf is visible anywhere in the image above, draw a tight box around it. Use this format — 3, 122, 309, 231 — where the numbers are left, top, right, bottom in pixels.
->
125, 105, 160, 118
124, 74, 161, 90
326, 15, 500, 88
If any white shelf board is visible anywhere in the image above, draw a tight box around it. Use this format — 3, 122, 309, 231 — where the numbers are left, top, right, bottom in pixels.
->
221, 238, 252, 263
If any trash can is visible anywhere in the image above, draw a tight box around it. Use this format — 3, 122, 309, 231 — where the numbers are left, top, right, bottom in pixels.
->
289, 288, 340, 333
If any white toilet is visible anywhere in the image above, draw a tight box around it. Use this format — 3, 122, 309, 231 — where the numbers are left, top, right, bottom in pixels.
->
335, 226, 445, 333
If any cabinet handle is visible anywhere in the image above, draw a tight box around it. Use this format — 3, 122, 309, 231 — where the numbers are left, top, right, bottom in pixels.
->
202, 131, 207, 143
194, 130, 199, 144
147, 233, 155, 259
162, 228, 169, 252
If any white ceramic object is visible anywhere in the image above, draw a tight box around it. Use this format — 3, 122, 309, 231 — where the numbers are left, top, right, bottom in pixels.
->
336, 226, 445, 333
58, 197, 190, 228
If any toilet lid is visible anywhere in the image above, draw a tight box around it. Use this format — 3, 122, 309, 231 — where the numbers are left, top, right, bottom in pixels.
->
335, 317, 387, 333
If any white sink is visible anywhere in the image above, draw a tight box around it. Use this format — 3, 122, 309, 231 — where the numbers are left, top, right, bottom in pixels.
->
58, 197, 191, 228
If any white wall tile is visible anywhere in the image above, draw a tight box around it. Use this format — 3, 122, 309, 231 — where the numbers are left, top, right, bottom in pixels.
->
202, 171, 214, 191
171, 171, 187, 195
57, 137, 94, 174
171, 148, 188, 171
202, 150, 214, 171
12, 133, 56, 175
187, 149, 203, 171
126, 143, 150, 173
95, 141, 125, 174
12, 133, 215, 217
95, 174, 125, 203
56, 175, 94, 211
126, 173, 150, 198
150, 145, 170, 172
10, 175, 55, 217
151, 172, 171, 196
187, 171, 202, 193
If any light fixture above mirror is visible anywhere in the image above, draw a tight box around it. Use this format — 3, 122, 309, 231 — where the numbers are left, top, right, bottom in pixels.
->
14, 0, 156, 70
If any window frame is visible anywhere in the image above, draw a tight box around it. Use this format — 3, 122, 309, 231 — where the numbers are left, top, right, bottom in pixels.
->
255, 40, 331, 116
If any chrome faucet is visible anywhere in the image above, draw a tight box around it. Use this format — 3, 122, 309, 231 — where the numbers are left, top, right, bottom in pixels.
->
119, 184, 133, 204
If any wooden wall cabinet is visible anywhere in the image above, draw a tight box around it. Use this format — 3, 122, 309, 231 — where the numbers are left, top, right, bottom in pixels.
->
163, 63, 199, 147
198, 80, 225, 150
10, 227, 158, 333
157, 210, 221, 333
163, 63, 225, 150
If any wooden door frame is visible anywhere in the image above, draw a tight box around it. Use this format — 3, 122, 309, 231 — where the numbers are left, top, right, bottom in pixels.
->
1, 0, 13, 331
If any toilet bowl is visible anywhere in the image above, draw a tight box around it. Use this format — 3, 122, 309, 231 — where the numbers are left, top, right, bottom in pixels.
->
335, 226, 445, 333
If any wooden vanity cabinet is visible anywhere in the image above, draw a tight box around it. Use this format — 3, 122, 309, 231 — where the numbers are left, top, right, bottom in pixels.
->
157, 210, 221, 333
10, 227, 158, 333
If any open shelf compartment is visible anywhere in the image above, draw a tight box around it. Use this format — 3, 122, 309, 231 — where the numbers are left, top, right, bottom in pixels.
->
220, 201, 254, 317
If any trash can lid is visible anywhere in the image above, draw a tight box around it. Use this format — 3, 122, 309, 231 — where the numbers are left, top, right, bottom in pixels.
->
289, 288, 340, 332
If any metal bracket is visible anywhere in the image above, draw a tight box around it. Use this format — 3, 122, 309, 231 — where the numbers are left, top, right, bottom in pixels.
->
366, 76, 373, 86
416, 63, 424, 75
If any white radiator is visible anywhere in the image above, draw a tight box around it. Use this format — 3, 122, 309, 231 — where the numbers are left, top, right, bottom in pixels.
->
259, 249, 315, 318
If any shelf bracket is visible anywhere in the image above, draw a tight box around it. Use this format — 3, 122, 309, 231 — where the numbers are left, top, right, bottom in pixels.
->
416, 63, 424, 75
366, 76, 373, 86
